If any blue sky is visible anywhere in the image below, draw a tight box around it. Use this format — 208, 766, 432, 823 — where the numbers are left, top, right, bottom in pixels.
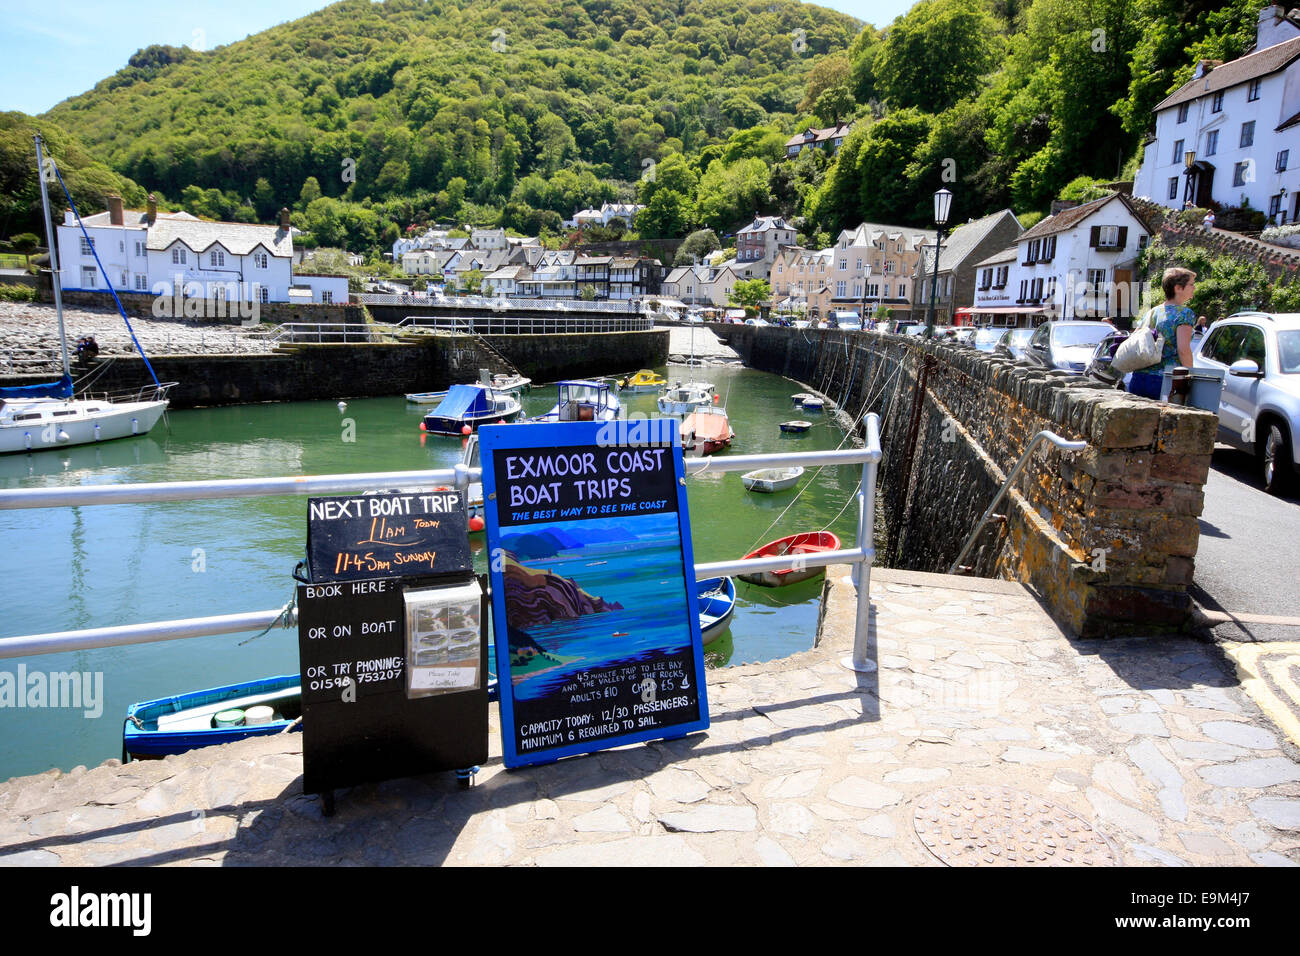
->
0, 0, 915, 116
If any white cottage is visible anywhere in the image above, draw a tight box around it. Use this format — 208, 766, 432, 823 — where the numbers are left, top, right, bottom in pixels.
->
1134, 5, 1300, 222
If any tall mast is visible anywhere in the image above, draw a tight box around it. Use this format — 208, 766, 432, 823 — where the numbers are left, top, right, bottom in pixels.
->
34, 134, 71, 381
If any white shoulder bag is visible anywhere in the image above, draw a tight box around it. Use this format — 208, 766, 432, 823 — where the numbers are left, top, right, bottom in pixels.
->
1111, 307, 1165, 374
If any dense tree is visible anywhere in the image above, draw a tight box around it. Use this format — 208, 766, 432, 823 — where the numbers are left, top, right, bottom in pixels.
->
673, 228, 721, 266
873, 0, 1000, 113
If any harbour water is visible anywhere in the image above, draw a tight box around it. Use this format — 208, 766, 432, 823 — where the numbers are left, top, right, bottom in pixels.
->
0, 363, 863, 778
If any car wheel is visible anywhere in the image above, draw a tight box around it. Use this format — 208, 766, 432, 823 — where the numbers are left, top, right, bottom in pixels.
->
1259, 420, 1297, 496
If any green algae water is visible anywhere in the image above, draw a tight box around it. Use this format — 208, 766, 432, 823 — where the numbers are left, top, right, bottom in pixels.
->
0, 364, 863, 778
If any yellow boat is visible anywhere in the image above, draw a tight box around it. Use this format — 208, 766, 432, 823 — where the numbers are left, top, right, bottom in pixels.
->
618, 369, 668, 393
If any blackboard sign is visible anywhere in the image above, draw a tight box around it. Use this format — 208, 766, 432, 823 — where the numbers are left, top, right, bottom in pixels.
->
296, 575, 488, 795
298, 578, 406, 704
479, 418, 709, 769
306, 491, 470, 583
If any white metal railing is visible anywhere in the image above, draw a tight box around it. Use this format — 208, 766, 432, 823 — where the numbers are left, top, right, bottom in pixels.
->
0, 415, 882, 672
357, 293, 640, 314
249, 322, 394, 345
390, 312, 654, 335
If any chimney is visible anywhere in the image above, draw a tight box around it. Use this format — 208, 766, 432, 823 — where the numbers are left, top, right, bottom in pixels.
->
107, 195, 124, 226
146, 194, 157, 226
279, 207, 291, 231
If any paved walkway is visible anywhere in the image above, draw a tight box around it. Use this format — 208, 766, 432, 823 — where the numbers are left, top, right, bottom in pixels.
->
1, 567, 1297, 866
659, 325, 740, 365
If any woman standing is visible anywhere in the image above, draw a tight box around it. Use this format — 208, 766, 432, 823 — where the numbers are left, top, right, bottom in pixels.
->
1126, 267, 1198, 400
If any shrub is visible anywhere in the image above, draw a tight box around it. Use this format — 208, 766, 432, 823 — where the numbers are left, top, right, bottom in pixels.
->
0, 284, 36, 302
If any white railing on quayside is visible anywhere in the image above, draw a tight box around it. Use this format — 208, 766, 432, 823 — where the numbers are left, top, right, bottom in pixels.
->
392, 312, 653, 335
356, 293, 639, 314
0, 413, 882, 674
248, 322, 393, 346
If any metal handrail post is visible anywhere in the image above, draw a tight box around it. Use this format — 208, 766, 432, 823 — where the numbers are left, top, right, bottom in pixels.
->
845, 414, 881, 674
948, 430, 1088, 575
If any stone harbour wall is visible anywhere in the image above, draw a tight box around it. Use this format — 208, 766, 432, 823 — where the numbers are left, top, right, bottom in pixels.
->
716, 324, 1217, 638
0, 331, 668, 409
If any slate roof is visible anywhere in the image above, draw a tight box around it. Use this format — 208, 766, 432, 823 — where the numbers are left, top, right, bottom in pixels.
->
919, 210, 1022, 274
146, 217, 292, 257
1154, 35, 1300, 111
1017, 192, 1151, 241
78, 209, 197, 228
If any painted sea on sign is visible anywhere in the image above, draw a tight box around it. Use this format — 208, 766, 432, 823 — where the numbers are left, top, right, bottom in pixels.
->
504, 514, 692, 702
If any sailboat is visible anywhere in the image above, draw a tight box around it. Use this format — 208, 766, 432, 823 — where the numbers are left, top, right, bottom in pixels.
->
0, 135, 173, 455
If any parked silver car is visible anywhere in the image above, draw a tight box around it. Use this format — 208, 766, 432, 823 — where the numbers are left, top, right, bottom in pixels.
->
994, 327, 1035, 361
972, 327, 1006, 353
1193, 311, 1300, 495
1024, 320, 1117, 373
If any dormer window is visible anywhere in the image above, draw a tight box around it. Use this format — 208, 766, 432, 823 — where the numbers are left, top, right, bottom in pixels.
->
210, 249, 225, 267
172, 246, 186, 264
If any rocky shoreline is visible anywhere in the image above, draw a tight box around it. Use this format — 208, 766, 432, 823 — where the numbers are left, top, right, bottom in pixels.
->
0, 302, 276, 374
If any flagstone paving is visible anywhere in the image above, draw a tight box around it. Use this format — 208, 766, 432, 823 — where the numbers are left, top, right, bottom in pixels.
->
1, 566, 1297, 866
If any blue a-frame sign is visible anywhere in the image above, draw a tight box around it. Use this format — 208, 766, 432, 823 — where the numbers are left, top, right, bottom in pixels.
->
479, 418, 710, 768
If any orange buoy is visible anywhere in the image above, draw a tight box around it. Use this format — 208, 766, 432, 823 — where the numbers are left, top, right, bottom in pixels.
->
468, 515, 485, 532
419, 421, 427, 431
461, 424, 472, 435
713, 394, 719, 403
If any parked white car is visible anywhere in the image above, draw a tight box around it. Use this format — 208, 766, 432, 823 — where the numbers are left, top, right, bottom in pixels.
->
1193, 311, 1300, 495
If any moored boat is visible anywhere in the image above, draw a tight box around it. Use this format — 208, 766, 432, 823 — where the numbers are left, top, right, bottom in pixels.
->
742, 466, 804, 493
800, 397, 826, 413
658, 381, 717, 416
618, 369, 668, 393
680, 404, 733, 454
1, 385, 173, 454
780, 420, 812, 434
422, 383, 523, 435
405, 390, 449, 405
738, 531, 841, 587
533, 380, 621, 422
697, 576, 736, 645
791, 392, 812, 405
123, 674, 302, 760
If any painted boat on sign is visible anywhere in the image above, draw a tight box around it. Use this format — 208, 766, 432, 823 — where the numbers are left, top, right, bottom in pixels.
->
742, 466, 804, 493
739, 531, 841, 587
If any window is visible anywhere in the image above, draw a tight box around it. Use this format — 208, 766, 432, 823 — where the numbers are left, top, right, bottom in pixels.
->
1278, 150, 1290, 172
134, 274, 148, 290
1270, 194, 1283, 219
81, 266, 97, 288
259, 287, 269, 304
1018, 280, 1028, 303
79, 237, 94, 256
995, 267, 1008, 289
1205, 130, 1218, 157
1042, 236, 1057, 262
835, 280, 846, 297
119, 241, 124, 253
838, 259, 846, 271
1087, 268, 1106, 296
254, 252, 268, 269
135, 240, 145, 257
855, 258, 862, 270
897, 283, 905, 299
1168, 177, 1179, 200
172, 247, 186, 264
211, 249, 225, 267
321, 290, 334, 304
1248, 79, 1261, 101
1212, 91, 1223, 113
1241, 120, 1255, 148
1177, 102, 1189, 123
1097, 225, 1119, 247
1234, 162, 1250, 187
1172, 139, 1184, 164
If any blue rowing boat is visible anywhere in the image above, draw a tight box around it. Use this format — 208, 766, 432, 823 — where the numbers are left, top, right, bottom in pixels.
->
123, 674, 302, 760
697, 576, 736, 645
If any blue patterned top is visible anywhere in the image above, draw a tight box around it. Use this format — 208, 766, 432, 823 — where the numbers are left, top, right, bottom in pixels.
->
1135, 303, 1196, 371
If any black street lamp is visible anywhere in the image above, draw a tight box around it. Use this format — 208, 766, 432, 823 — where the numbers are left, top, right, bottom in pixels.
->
925, 187, 953, 339
1183, 150, 1197, 206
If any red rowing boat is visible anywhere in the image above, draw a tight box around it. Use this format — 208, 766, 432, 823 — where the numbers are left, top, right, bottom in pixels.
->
738, 531, 841, 587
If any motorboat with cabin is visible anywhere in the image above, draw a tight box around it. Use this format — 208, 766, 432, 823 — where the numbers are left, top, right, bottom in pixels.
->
658, 380, 717, 416
422, 383, 523, 435
533, 380, 621, 422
